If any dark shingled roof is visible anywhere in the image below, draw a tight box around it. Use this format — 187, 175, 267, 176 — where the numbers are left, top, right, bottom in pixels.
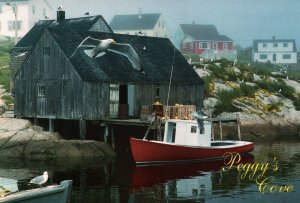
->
180, 24, 232, 41
48, 28, 203, 84
15, 15, 112, 48
110, 13, 161, 30
253, 39, 297, 52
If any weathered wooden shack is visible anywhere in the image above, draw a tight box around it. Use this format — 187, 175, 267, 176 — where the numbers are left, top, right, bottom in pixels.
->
10, 10, 112, 93
13, 14, 204, 139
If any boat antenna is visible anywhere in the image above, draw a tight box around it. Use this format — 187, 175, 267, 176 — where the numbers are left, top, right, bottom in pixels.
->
166, 47, 176, 108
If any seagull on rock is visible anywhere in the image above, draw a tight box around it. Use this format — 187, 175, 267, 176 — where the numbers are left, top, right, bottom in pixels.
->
71, 37, 142, 71
29, 171, 48, 187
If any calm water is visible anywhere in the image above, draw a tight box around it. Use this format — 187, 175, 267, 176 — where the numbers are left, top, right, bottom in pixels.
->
0, 141, 299, 203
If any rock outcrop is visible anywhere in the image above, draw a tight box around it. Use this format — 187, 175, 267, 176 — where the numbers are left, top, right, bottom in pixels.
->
0, 118, 115, 160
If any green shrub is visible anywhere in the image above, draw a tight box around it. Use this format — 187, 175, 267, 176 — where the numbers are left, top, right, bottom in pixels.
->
240, 83, 257, 97
0, 68, 11, 91
1, 95, 14, 106
214, 88, 241, 115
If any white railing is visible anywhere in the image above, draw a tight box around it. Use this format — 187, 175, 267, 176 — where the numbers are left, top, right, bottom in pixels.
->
200, 49, 237, 61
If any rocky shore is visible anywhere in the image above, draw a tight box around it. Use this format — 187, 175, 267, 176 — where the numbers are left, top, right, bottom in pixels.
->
0, 118, 115, 160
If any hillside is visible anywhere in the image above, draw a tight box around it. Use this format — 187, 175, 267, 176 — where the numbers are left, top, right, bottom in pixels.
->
187, 56, 300, 127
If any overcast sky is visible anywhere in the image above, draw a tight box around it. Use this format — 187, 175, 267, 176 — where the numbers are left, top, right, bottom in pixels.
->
49, 0, 300, 48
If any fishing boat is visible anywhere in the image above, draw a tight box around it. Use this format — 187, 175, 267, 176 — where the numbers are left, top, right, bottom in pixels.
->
130, 113, 254, 164
0, 178, 72, 203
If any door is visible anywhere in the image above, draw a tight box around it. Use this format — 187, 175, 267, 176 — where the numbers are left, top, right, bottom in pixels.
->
128, 85, 135, 116
109, 84, 119, 118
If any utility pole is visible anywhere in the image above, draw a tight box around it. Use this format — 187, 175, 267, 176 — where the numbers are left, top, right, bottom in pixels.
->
6, 2, 18, 44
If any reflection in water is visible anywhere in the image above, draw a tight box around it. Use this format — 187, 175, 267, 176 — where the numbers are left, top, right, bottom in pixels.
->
0, 142, 299, 202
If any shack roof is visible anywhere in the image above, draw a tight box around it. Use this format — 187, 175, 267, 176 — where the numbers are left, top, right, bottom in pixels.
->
110, 13, 161, 30
15, 15, 112, 48
180, 24, 232, 41
48, 28, 203, 84
253, 39, 297, 52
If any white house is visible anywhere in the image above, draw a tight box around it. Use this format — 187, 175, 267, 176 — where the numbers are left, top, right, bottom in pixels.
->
0, 0, 52, 43
109, 12, 169, 38
252, 37, 297, 64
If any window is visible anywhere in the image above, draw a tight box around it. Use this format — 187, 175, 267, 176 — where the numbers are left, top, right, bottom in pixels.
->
191, 126, 197, 133
263, 43, 268, 48
8, 21, 22, 31
200, 42, 208, 49
213, 43, 217, 50
283, 43, 288, 48
190, 42, 193, 49
223, 43, 228, 50
283, 54, 291, 59
0, 5, 3, 13
43, 47, 50, 56
32, 5, 35, 14
37, 85, 46, 97
273, 43, 278, 47
183, 43, 186, 49
260, 54, 267, 59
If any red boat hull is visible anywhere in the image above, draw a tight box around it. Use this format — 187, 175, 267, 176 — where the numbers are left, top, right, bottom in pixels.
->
130, 137, 254, 164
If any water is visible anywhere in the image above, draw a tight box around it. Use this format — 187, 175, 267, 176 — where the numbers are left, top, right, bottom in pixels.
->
0, 141, 299, 203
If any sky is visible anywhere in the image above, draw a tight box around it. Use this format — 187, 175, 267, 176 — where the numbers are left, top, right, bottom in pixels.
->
49, 0, 300, 48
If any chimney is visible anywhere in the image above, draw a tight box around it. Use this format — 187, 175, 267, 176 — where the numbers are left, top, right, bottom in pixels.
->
57, 10, 65, 22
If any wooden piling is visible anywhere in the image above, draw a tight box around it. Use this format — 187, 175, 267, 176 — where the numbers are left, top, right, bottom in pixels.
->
79, 119, 86, 140
219, 119, 223, 141
49, 119, 54, 132
237, 114, 241, 141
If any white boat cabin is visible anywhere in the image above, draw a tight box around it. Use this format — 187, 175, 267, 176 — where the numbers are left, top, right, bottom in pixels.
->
163, 119, 212, 147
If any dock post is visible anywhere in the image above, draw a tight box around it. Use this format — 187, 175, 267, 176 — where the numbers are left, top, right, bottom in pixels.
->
209, 110, 214, 141
104, 124, 109, 143
237, 114, 241, 141
111, 126, 115, 150
49, 119, 54, 132
219, 119, 223, 140
79, 119, 86, 140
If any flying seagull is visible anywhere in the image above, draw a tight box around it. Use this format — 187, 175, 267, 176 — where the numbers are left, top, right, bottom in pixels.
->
29, 171, 48, 186
71, 37, 142, 71
58, 6, 63, 11
15, 51, 28, 58
84, 12, 90, 16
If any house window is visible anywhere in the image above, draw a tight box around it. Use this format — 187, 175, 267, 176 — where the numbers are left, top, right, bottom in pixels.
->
213, 43, 217, 50
283, 54, 291, 59
263, 43, 268, 48
183, 43, 186, 49
37, 85, 46, 97
0, 5, 3, 13
273, 43, 278, 47
8, 21, 22, 30
190, 42, 193, 49
191, 126, 197, 133
162, 21, 164, 28
259, 54, 268, 59
32, 5, 35, 14
283, 43, 288, 48
200, 42, 209, 49
223, 43, 228, 50
43, 47, 50, 56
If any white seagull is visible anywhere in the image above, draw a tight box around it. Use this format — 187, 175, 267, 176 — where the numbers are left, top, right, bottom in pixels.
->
15, 52, 28, 58
71, 37, 142, 71
29, 171, 48, 186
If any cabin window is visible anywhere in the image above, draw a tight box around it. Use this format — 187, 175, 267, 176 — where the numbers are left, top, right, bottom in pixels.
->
190, 42, 193, 49
43, 47, 50, 56
273, 43, 278, 48
37, 85, 46, 97
191, 126, 197, 133
8, 21, 22, 30
223, 43, 228, 50
213, 43, 217, 50
259, 54, 267, 59
263, 43, 268, 48
283, 43, 288, 48
283, 54, 291, 59
32, 5, 35, 14
200, 42, 208, 49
